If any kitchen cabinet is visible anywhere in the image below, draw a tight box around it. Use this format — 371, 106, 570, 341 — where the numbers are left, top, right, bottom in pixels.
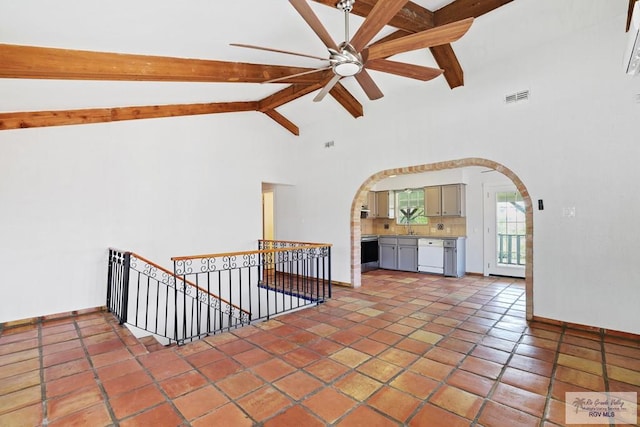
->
366, 192, 376, 215
424, 184, 466, 217
443, 238, 466, 277
379, 237, 397, 270
375, 191, 391, 218
397, 237, 418, 272
379, 236, 418, 272
425, 186, 442, 216
367, 191, 392, 218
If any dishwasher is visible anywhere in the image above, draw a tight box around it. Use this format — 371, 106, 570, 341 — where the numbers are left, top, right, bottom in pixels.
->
418, 238, 444, 274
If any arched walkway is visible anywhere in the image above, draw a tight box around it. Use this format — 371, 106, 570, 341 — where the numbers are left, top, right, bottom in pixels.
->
350, 158, 533, 320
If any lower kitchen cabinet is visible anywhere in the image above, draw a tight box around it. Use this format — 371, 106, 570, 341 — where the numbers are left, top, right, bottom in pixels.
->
397, 237, 418, 272
379, 237, 418, 272
379, 237, 397, 270
398, 245, 418, 272
443, 238, 466, 277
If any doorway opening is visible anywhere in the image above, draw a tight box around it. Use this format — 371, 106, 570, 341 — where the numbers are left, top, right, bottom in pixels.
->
262, 184, 274, 241
484, 185, 526, 278
350, 158, 533, 320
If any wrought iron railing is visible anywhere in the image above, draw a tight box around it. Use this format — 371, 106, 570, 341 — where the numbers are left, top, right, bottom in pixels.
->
107, 240, 332, 345
171, 240, 331, 344
107, 249, 249, 345
497, 233, 526, 266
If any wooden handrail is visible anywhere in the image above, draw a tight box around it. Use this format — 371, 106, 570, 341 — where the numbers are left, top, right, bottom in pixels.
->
258, 239, 333, 246
171, 242, 332, 262
130, 252, 249, 316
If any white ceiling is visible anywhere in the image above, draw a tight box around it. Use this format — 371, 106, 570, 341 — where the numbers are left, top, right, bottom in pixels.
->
0, 0, 630, 131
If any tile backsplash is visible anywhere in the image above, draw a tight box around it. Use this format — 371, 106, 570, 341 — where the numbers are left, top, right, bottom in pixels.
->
361, 216, 466, 237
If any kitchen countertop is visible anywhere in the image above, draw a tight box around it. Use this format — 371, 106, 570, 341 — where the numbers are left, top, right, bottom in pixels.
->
361, 234, 466, 240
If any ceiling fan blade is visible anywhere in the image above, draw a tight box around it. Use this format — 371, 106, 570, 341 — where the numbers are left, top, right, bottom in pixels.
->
365, 18, 474, 61
350, 0, 410, 52
230, 43, 328, 61
313, 74, 341, 102
290, 0, 339, 51
354, 69, 384, 100
264, 66, 332, 83
365, 59, 443, 81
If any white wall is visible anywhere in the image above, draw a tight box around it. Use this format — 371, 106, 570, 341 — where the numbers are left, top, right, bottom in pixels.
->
0, 114, 300, 322
277, 11, 640, 334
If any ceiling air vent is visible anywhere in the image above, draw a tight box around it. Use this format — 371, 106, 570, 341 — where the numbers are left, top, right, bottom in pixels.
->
505, 90, 530, 104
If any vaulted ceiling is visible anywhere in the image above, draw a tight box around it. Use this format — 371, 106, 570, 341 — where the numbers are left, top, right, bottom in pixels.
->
0, 0, 633, 135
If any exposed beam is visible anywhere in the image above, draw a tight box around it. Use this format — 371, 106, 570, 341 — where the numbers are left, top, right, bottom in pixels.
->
430, 44, 464, 88
434, 0, 514, 26
628, 0, 639, 32
309, 0, 434, 33
329, 84, 364, 118
263, 110, 299, 136
258, 81, 331, 111
0, 102, 257, 131
0, 44, 317, 83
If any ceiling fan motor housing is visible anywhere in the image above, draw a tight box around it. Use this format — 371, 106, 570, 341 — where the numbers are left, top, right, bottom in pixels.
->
337, 0, 354, 13
330, 42, 363, 76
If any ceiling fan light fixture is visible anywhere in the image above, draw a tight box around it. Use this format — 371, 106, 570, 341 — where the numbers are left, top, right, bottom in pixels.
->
330, 42, 363, 76
333, 61, 362, 76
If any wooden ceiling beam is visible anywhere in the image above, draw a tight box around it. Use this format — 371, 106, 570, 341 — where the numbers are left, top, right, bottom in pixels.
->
263, 110, 299, 135
258, 81, 329, 111
0, 102, 258, 131
628, 0, 639, 32
0, 44, 315, 83
434, 0, 514, 26
309, 0, 434, 33
329, 84, 364, 118
429, 44, 464, 89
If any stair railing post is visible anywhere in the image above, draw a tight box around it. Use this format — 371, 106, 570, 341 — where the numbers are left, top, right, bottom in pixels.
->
106, 249, 114, 311
121, 252, 131, 324
328, 245, 332, 299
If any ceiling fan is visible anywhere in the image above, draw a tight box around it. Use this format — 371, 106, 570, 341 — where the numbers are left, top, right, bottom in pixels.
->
232, 0, 474, 102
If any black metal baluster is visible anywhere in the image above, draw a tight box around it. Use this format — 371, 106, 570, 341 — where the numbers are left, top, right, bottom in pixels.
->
120, 252, 131, 324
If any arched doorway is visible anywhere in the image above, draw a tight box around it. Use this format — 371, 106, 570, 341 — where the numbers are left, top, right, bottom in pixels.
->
350, 158, 533, 320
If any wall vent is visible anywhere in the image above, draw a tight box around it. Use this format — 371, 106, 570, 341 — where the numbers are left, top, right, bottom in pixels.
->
505, 90, 530, 104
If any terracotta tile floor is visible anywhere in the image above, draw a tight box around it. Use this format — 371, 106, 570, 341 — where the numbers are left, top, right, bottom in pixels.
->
1, 270, 639, 426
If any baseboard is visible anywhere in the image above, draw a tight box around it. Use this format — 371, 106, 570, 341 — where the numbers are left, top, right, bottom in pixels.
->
0, 306, 107, 330
532, 315, 640, 342
332, 280, 352, 288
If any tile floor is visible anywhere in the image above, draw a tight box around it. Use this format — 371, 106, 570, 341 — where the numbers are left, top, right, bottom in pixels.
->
1, 270, 639, 426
